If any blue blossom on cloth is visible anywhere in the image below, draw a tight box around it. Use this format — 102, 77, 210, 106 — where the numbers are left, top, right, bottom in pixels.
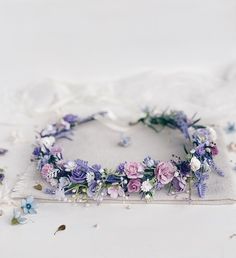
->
225, 122, 236, 134
21, 196, 37, 214
118, 134, 131, 147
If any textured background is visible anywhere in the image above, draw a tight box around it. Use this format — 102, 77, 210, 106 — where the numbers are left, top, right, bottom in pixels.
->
0, 1, 236, 258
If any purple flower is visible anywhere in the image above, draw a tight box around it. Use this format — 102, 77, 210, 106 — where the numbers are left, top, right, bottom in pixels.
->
70, 160, 89, 183
63, 114, 79, 124
70, 169, 87, 183
195, 145, 206, 156
87, 181, 97, 198
156, 181, 164, 190
179, 161, 190, 176
0, 173, 5, 184
91, 164, 102, 180
117, 162, 126, 174
33, 147, 41, 157
143, 156, 155, 167
174, 111, 190, 139
127, 179, 141, 193
155, 161, 176, 185
172, 177, 187, 192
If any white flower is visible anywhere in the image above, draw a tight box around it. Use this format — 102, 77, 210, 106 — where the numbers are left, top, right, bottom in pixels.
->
59, 177, 71, 189
39, 136, 55, 152
86, 171, 95, 183
49, 178, 58, 187
60, 119, 71, 130
64, 161, 77, 171
141, 180, 153, 192
41, 124, 56, 137
206, 127, 217, 142
190, 156, 201, 172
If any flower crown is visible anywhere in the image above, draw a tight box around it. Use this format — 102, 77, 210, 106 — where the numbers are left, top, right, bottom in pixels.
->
32, 109, 224, 202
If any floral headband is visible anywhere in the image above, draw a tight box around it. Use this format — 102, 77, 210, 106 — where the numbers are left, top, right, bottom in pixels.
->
32, 109, 223, 202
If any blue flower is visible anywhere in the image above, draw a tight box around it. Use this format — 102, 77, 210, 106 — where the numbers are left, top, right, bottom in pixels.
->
11, 209, 27, 225
21, 196, 37, 214
118, 135, 131, 147
225, 122, 236, 134
105, 174, 121, 184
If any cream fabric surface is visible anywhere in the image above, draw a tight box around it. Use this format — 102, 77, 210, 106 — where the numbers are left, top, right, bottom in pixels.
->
7, 69, 236, 204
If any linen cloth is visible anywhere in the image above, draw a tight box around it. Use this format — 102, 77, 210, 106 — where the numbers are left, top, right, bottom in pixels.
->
5, 69, 236, 204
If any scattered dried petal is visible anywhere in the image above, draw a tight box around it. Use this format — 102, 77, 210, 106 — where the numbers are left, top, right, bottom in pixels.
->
93, 224, 99, 229
33, 184, 43, 191
0, 148, 8, 155
228, 142, 236, 152
54, 224, 66, 235
229, 233, 236, 239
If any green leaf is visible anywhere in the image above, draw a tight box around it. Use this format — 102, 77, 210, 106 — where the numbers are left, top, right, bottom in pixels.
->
54, 224, 66, 235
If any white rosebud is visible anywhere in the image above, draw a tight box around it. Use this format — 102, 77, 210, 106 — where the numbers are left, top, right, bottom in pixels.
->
190, 156, 201, 172
207, 127, 217, 142
39, 136, 55, 151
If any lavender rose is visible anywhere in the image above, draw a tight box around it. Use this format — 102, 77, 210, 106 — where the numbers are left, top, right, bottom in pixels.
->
70, 169, 87, 183
155, 161, 176, 185
124, 162, 144, 179
127, 179, 142, 193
